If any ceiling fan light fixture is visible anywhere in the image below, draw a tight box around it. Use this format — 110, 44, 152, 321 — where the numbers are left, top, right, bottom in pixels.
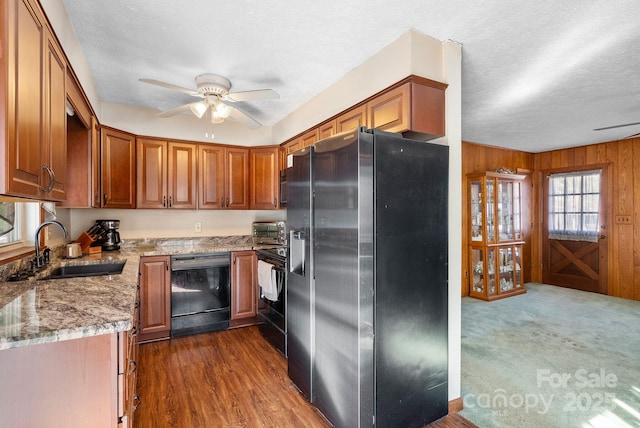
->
210, 114, 225, 124
214, 102, 232, 119
190, 102, 208, 119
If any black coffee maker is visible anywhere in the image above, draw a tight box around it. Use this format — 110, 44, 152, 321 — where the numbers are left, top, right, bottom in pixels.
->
96, 219, 121, 251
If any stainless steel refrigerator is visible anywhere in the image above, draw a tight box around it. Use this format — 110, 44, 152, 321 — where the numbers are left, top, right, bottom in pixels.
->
287, 127, 449, 428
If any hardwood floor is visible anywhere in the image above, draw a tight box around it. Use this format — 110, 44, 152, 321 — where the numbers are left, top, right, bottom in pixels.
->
134, 326, 476, 428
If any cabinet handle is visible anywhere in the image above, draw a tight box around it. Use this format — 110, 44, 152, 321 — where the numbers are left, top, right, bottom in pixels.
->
169, 195, 173, 208
226, 197, 229, 208
163, 195, 166, 207
133, 395, 141, 411
165, 260, 169, 270
220, 197, 224, 207
128, 360, 137, 374
42, 165, 55, 193
103, 192, 108, 206
274, 198, 277, 208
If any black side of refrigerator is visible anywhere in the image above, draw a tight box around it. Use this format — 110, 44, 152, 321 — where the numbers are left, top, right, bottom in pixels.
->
286, 147, 314, 400
373, 130, 449, 427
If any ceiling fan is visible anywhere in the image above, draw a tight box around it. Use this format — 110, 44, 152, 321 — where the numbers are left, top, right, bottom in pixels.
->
139, 74, 279, 129
593, 121, 640, 139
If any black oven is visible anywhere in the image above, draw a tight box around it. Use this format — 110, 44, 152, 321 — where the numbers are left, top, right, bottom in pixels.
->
256, 247, 287, 356
170, 252, 230, 337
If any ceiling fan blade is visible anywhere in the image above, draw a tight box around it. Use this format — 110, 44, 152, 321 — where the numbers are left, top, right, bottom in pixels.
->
225, 104, 262, 129
625, 131, 640, 139
157, 103, 194, 118
139, 78, 201, 97
593, 121, 640, 131
225, 89, 279, 102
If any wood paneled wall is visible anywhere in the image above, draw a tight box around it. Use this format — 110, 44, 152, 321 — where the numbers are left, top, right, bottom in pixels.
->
462, 139, 640, 302
532, 138, 640, 301
461, 142, 534, 296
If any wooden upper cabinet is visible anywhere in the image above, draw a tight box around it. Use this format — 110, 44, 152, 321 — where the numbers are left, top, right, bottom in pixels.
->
299, 129, 319, 148
318, 120, 337, 140
167, 142, 197, 209
226, 147, 250, 210
44, 30, 67, 201
198, 144, 225, 209
367, 83, 410, 133
336, 104, 367, 133
91, 117, 101, 208
137, 138, 197, 209
368, 80, 446, 138
1, 0, 68, 200
137, 138, 167, 209
58, 70, 95, 208
250, 146, 279, 210
198, 144, 249, 210
101, 127, 136, 208
280, 139, 302, 170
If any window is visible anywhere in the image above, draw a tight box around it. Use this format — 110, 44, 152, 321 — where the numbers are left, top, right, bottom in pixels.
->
548, 169, 601, 242
0, 201, 40, 249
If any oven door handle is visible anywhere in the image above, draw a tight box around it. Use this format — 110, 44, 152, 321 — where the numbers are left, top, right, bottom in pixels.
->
171, 255, 230, 271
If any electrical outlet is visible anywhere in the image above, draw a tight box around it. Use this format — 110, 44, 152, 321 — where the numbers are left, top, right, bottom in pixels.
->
194, 222, 202, 233
615, 215, 632, 224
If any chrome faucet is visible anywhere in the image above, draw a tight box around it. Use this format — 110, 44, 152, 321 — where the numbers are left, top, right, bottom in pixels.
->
33, 220, 68, 269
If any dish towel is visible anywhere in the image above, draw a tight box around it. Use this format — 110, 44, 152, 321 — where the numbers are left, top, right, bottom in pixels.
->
258, 260, 278, 301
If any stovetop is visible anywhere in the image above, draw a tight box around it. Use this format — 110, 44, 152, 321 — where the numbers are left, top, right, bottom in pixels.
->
256, 247, 288, 263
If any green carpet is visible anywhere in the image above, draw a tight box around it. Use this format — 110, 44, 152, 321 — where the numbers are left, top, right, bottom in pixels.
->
460, 283, 640, 428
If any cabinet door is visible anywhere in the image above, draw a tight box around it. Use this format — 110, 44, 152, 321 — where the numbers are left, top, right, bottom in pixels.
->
198, 144, 226, 209
336, 104, 367, 133
318, 120, 337, 140
43, 30, 67, 201
367, 83, 410, 133
136, 138, 167, 209
101, 128, 136, 208
168, 142, 197, 209
299, 129, 319, 148
225, 147, 249, 210
91, 117, 101, 207
231, 251, 257, 320
138, 256, 171, 343
250, 146, 279, 210
4, 0, 46, 197
281, 139, 302, 170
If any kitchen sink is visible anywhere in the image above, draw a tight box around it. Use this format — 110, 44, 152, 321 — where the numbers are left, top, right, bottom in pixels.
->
43, 261, 126, 280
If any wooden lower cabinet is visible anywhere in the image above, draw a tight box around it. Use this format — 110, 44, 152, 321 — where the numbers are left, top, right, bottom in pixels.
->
138, 256, 171, 343
0, 330, 137, 428
231, 251, 257, 325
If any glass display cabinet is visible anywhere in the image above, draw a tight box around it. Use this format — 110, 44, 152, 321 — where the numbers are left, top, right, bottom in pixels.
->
467, 171, 526, 301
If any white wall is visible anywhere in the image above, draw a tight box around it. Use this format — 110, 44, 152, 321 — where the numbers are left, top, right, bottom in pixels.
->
65, 208, 285, 240
272, 30, 447, 143
442, 40, 463, 402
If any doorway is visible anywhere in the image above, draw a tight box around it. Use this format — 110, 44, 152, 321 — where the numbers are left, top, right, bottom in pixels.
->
542, 165, 608, 294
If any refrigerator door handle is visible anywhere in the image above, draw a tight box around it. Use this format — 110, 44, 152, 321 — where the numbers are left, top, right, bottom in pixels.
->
290, 230, 306, 276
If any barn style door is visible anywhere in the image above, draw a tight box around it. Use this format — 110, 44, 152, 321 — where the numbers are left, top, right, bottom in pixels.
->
542, 166, 608, 294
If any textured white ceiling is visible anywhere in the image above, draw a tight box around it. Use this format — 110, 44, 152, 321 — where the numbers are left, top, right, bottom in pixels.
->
61, 0, 640, 152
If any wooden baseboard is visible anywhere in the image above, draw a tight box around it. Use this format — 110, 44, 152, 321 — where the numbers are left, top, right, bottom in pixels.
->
449, 397, 464, 413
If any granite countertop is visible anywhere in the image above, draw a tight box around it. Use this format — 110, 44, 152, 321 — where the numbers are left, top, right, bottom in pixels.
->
0, 236, 279, 350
